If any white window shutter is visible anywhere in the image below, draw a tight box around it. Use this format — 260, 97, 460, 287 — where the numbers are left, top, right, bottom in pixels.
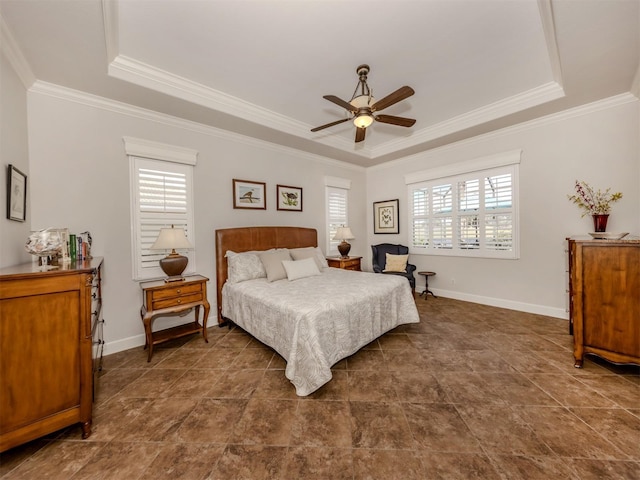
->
326, 186, 348, 254
130, 157, 195, 280
408, 162, 518, 259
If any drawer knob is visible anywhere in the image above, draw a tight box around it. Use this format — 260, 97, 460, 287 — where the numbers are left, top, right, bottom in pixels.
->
177, 289, 181, 294
177, 299, 182, 304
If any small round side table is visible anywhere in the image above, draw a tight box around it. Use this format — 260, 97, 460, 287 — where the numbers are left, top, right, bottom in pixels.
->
418, 271, 436, 299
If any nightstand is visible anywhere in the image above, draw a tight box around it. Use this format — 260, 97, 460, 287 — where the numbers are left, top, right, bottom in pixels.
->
140, 275, 210, 362
326, 256, 362, 271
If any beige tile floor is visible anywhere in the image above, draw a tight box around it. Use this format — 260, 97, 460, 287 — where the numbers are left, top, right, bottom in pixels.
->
1, 297, 638, 479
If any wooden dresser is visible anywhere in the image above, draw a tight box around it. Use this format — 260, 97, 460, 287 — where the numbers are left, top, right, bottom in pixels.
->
567, 238, 639, 368
0, 257, 103, 452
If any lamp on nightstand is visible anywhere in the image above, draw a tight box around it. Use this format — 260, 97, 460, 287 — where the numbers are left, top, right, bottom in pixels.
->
150, 225, 193, 282
333, 226, 354, 258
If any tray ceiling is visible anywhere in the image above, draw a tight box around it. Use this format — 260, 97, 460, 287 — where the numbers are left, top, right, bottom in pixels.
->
1, 0, 638, 167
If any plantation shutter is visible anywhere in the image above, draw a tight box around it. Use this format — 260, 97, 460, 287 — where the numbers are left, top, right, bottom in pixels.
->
411, 187, 429, 249
135, 162, 194, 278
125, 137, 198, 281
484, 173, 513, 251
327, 186, 348, 254
406, 151, 519, 259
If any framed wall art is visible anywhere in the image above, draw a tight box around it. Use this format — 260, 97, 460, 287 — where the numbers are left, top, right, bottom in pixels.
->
233, 179, 266, 210
7, 164, 27, 222
373, 198, 399, 234
276, 185, 302, 212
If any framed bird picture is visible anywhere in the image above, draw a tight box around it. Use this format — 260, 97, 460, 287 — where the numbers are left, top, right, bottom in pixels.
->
276, 185, 302, 212
233, 179, 266, 210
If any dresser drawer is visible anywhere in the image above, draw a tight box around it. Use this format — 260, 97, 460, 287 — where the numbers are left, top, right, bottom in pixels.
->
326, 256, 362, 271
152, 291, 203, 310
139, 274, 210, 362
151, 282, 203, 301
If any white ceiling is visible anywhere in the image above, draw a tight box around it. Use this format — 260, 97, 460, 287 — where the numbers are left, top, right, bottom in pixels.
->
1, 0, 638, 167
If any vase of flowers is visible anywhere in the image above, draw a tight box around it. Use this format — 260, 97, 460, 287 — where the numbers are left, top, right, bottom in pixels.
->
568, 180, 622, 232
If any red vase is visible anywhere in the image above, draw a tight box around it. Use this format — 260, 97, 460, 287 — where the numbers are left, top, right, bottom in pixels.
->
592, 214, 609, 232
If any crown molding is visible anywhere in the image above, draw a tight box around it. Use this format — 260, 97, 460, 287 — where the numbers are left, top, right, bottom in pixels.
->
28, 80, 364, 172
537, 0, 563, 87
107, 54, 565, 163
371, 93, 638, 172
372, 81, 565, 158
0, 15, 36, 89
101, 0, 119, 63
631, 63, 640, 99
109, 55, 382, 160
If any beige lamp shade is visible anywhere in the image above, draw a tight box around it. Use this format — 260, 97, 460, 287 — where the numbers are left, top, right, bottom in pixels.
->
333, 226, 354, 258
150, 226, 193, 251
150, 226, 193, 281
333, 226, 354, 241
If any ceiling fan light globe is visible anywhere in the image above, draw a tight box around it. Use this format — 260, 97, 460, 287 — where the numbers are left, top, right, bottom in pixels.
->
350, 94, 375, 109
353, 113, 374, 129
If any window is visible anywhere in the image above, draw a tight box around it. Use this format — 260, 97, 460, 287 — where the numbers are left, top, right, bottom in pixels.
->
125, 137, 198, 280
325, 176, 351, 255
407, 150, 520, 259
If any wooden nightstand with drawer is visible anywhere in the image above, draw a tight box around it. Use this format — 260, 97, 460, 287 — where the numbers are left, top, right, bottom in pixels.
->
140, 275, 210, 361
326, 256, 362, 271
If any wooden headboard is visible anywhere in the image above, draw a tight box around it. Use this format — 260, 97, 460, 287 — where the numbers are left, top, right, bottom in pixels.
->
214, 226, 318, 324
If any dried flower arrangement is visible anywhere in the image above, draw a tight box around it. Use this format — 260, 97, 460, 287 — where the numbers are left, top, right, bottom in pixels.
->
567, 180, 623, 217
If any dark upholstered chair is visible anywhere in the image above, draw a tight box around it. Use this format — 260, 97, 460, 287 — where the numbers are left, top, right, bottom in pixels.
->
371, 243, 416, 291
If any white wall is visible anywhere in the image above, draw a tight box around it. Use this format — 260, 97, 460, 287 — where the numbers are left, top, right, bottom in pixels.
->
0, 50, 31, 268
367, 96, 640, 318
9, 80, 640, 352
25, 87, 367, 354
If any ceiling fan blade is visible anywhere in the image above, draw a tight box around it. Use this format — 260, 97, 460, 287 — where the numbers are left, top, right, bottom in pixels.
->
375, 114, 416, 127
371, 86, 415, 112
355, 127, 366, 143
323, 95, 357, 112
310, 117, 350, 132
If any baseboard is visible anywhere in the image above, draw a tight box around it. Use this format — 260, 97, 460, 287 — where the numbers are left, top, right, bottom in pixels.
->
431, 288, 569, 320
103, 334, 146, 356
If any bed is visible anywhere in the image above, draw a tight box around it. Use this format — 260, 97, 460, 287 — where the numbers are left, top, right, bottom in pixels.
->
215, 226, 420, 396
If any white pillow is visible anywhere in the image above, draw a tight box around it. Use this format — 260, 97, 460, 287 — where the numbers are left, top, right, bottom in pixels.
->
225, 250, 267, 283
282, 257, 321, 281
383, 253, 409, 273
289, 246, 328, 270
258, 249, 292, 282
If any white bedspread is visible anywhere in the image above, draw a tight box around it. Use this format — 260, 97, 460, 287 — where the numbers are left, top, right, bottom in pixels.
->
221, 267, 420, 396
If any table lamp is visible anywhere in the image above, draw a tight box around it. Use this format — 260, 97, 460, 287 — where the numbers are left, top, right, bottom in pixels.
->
150, 225, 193, 282
333, 226, 354, 258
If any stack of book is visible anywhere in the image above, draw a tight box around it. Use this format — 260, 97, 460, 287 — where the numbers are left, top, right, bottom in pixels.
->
68, 232, 92, 261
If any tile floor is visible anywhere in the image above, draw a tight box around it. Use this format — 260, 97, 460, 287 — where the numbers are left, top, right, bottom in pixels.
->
1, 297, 638, 479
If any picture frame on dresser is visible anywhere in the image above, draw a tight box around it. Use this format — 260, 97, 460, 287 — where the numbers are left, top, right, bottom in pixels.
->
233, 179, 266, 210
6, 164, 27, 222
276, 185, 303, 211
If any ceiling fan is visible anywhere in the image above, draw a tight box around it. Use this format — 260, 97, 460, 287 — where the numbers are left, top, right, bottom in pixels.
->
311, 64, 416, 143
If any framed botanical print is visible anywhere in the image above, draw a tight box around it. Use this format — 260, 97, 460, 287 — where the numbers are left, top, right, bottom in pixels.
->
233, 179, 266, 210
276, 185, 302, 212
373, 198, 399, 234
7, 165, 27, 222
